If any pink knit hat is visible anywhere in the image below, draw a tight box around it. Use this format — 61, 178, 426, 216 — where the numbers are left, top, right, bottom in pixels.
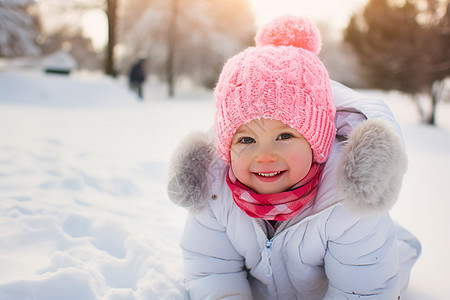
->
215, 15, 336, 164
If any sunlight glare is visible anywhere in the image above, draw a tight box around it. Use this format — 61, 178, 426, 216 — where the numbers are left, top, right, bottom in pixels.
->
81, 9, 108, 50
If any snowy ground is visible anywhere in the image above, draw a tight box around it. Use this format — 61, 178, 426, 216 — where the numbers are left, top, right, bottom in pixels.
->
0, 69, 449, 299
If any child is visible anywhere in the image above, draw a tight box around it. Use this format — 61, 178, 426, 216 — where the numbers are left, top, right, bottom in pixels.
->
168, 16, 421, 299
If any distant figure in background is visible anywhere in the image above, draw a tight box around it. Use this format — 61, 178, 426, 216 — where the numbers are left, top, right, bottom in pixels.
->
129, 58, 146, 99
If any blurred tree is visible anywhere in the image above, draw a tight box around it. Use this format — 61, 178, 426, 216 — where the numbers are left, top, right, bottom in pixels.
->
0, 0, 41, 57
317, 21, 364, 88
121, 0, 256, 97
37, 0, 118, 76
104, 0, 117, 76
345, 0, 450, 125
40, 27, 102, 70
166, 0, 178, 98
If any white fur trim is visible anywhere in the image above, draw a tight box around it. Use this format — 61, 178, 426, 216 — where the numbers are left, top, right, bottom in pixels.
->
337, 119, 408, 216
167, 132, 215, 211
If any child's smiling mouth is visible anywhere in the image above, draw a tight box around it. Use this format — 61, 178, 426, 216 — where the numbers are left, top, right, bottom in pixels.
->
253, 171, 286, 182
257, 171, 282, 177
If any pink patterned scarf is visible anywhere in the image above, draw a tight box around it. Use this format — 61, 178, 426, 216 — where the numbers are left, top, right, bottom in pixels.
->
226, 163, 324, 221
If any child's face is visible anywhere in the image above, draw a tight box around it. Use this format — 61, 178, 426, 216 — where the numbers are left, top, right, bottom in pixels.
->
230, 119, 313, 194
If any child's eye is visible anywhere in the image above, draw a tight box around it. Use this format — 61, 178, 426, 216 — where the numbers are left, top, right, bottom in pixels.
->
277, 133, 293, 140
239, 137, 255, 144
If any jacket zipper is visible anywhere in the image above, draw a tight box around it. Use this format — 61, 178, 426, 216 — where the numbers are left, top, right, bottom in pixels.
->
251, 204, 341, 300
264, 239, 273, 277
253, 219, 277, 278
254, 203, 341, 279
263, 221, 286, 277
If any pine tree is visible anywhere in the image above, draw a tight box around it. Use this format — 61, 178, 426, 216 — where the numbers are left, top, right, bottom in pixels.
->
345, 0, 450, 125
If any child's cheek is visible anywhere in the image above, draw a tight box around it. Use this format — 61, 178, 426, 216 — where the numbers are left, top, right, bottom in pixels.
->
285, 148, 312, 177
231, 144, 252, 161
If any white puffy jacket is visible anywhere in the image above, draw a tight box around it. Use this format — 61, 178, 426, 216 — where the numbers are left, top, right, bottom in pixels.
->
168, 81, 421, 300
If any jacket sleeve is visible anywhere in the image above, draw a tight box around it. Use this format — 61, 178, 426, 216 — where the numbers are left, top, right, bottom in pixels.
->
323, 205, 401, 299
331, 80, 404, 144
180, 206, 253, 300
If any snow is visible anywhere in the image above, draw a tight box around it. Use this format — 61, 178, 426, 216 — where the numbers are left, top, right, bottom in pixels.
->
0, 68, 449, 299
42, 51, 78, 73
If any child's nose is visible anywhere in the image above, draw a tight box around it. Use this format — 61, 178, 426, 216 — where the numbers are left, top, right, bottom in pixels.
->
255, 147, 278, 163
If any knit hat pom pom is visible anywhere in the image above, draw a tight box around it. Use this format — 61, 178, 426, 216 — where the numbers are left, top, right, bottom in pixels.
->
255, 15, 322, 54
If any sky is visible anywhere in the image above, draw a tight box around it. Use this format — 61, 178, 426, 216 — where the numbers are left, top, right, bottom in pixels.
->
78, 0, 369, 50
81, 9, 108, 50
250, 0, 368, 32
